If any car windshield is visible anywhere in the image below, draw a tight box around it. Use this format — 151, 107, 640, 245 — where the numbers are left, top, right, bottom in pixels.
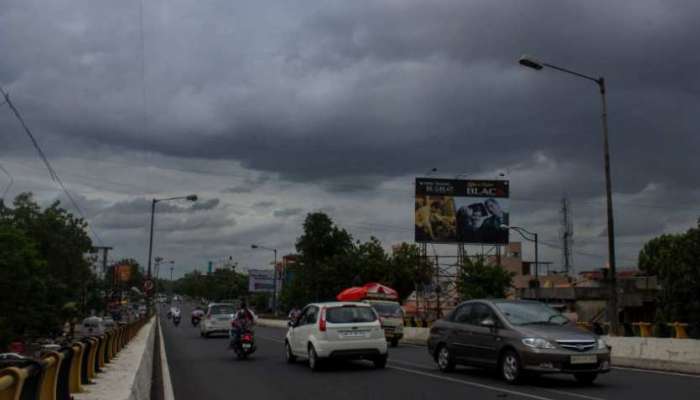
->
326, 306, 377, 323
210, 305, 235, 315
494, 302, 569, 326
370, 302, 402, 318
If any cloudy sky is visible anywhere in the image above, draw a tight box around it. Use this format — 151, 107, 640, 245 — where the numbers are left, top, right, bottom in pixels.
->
1, 0, 699, 278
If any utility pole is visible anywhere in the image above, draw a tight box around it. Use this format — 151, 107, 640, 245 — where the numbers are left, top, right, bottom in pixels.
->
561, 197, 573, 275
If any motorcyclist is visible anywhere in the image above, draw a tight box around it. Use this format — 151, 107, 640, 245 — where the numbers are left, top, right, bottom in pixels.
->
171, 306, 181, 325
230, 302, 254, 347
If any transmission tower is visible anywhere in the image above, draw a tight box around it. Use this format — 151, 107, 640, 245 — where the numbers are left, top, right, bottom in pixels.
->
560, 197, 573, 275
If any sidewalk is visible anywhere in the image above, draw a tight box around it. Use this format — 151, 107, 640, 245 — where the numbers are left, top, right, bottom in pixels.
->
74, 317, 156, 400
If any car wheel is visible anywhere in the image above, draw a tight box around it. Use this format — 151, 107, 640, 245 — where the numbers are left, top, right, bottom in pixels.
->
373, 354, 388, 369
308, 345, 322, 371
285, 341, 297, 363
574, 373, 598, 385
500, 349, 523, 384
390, 338, 399, 348
436, 345, 455, 372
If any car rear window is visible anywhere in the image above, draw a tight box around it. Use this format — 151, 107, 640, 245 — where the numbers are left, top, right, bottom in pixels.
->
326, 306, 377, 323
370, 302, 403, 318
210, 305, 235, 315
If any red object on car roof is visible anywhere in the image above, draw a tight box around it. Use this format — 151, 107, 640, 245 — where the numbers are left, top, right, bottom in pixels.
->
336, 282, 399, 301
336, 286, 368, 301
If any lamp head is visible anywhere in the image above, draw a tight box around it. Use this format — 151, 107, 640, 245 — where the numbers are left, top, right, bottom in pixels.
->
519, 55, 544, 70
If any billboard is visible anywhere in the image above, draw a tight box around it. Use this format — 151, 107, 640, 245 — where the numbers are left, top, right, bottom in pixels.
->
248, 269, 276, 293
415, 178, 509, 244
115, 264, 132, 282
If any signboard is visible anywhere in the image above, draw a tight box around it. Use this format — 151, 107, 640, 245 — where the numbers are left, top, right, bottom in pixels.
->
115, 264, 132, 282
248, 269, 276, 293
415, 178, 509, 244
143, 279, 155, 293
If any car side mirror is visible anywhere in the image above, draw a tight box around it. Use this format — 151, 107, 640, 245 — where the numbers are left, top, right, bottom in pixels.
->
480, 318, 496, 328
287, 320, 294, 328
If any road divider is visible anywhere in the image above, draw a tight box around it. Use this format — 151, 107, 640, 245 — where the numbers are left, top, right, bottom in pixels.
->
0, 316, 152, 400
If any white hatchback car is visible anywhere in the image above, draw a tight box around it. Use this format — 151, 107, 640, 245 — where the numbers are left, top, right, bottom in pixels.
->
285, 302, 388, 370
200, 303, 236, 337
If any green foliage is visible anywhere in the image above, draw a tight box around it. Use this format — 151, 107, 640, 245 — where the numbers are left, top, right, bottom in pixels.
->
173, 267, 248, 303
0, 225, 49, 349
280, 212, 435, 310
0, 193, 96, 349
639, 222, 700, 325
457, 256, 514, 300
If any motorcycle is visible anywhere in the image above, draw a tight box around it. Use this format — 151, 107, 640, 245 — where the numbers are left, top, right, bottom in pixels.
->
191, 315, 200, 327
173, 314, 181, 327
230, 329, 256, 359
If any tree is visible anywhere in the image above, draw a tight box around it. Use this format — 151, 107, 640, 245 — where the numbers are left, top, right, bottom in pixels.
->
0, 225, 49, 349
638, 222, 700, 329
457, 256, 514, 300
0, 193, 97, 347
388, 243, 433, 301
283, 212, 355, 307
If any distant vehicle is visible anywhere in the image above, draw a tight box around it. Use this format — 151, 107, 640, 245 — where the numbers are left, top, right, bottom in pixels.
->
200, 303, 236, 338
80, 316, 105, 336
102, 316, 116, 329
285, 302, 388, 371
191, 307, 205, 326
428, 299, 611, 384
365, 299, 404, 347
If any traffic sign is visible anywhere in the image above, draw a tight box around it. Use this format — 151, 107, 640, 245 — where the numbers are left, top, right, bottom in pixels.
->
143, 279, 155, 293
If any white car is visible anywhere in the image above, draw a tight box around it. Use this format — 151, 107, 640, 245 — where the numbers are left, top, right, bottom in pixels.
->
285, 302, 388, 371
200, 303, 236, 337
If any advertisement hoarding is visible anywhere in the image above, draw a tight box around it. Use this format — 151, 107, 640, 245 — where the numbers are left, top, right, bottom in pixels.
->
248, 269, 276, 293
115, 264, 132, 282
415, 178, 509, 244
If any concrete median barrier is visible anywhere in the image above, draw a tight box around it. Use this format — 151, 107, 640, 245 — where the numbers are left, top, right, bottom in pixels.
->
603, 336, 700, 374
73, 317, 155, 400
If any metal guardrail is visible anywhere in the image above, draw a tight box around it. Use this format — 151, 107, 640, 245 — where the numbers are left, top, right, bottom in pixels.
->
0, 315, 151, 400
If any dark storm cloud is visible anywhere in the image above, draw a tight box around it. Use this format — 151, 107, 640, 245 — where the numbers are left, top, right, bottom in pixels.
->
2, 0, 699, 204
252, 200, 275, 209
191, 198, 220, 211
273, 207, 304, 218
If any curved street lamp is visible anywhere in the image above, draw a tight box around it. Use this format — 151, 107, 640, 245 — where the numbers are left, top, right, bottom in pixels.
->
518, 54, 618, 333
147, 195, 198, 281
502, 224, 539, 298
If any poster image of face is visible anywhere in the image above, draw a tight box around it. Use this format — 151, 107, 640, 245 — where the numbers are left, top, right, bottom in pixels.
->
454, 197, 509, 244
415, 178, 509, 244
415, 195, 457, 242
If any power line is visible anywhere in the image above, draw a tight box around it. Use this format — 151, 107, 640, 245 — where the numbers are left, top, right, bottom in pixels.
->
0, 86, 104, 245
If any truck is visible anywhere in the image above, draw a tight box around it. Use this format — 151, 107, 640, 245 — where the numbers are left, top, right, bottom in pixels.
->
365, 298, 404, 347
336, 282, 405, 347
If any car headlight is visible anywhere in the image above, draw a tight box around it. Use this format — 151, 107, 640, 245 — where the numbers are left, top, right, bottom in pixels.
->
597, 338, 607, 350
522, 337, 555, 349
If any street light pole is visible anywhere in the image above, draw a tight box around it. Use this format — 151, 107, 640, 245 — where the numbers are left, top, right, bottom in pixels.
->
518, 55, 619, 334
147, 199, 156, 279
503, 225, 539, 298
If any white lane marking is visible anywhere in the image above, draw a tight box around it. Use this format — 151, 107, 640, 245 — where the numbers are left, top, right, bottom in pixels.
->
540, 388, 607, 400
159, 319, 176, 400
391, 359, 609, 400
612, 366, 700, 379
388, 365, 556, 400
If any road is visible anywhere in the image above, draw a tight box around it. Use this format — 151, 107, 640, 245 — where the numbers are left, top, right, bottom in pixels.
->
160, 306, 700, 400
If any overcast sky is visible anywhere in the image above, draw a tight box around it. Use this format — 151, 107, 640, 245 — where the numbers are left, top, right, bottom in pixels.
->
2, 0, 699, 278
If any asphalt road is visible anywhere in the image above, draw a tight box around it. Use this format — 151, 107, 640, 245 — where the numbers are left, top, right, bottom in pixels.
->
160, 305, 700, 400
